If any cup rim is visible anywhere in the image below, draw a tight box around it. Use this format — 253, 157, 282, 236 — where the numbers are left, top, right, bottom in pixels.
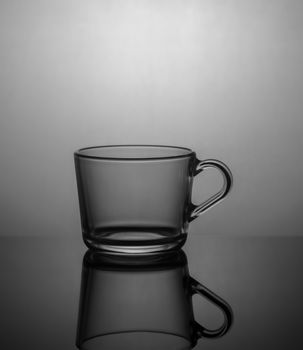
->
74, 145, 195, 161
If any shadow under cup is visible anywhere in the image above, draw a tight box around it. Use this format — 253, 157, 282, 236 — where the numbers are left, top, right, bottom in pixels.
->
74, 145, 232, 253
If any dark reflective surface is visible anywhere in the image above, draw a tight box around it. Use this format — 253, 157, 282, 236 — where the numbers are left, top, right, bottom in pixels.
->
1, 234, 303, 349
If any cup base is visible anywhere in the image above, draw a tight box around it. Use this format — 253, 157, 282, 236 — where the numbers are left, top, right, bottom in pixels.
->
83, 228, 187, 254
77, 331, 193, 350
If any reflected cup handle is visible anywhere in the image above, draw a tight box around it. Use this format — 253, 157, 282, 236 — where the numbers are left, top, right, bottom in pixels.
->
190, 277, 234, 338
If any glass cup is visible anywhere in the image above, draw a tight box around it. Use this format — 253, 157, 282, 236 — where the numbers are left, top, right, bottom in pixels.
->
74, 145, 232, 253
76, 249, 233, 350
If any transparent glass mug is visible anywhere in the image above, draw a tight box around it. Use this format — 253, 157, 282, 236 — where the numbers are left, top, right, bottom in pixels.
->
74, 145, 232, 253
76, 249, 233, 350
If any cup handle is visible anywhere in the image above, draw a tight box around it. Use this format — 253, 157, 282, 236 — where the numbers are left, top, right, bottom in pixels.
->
189, 159, 233, 222
190, 277, 234, 338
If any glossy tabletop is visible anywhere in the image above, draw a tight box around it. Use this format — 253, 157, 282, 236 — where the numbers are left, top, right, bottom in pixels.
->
1, 232, 303, 350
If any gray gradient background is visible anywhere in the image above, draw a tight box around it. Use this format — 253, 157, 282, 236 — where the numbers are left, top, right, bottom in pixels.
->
1, 2, 303, 349
0, 0, 302, 237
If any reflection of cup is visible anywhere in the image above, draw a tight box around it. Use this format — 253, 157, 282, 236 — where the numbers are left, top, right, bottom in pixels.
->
74, 145, 232, 253
76, 249, 233, 350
